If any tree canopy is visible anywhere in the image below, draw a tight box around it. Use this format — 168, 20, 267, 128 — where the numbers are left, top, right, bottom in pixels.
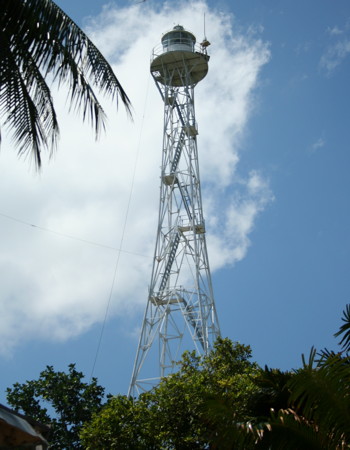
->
6, 306, 350, 449
81, 307, 350, 449
80, 338, 260, 449
6, 363, 106, 449
252, 305, 350, 449
212, 305, 350, 449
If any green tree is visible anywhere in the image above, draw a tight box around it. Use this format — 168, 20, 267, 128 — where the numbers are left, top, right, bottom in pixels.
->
257, 306, 350, 449
188, 306, 350, 449
227, 305, 350, 449
248, 366, 294, 422
6, 363, 106, 449
1, 0, 131, 168
80, 394, 161, 449
150, 338, 259, 449
81, 338, 260, 449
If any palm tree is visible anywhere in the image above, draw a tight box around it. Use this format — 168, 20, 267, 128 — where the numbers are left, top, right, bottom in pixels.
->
1, 0, 131, 168
255, 306, 350, 449
201, 306, 350, 449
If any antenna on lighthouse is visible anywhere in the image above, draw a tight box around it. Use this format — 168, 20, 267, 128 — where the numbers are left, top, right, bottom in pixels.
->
200, 13, 211, 49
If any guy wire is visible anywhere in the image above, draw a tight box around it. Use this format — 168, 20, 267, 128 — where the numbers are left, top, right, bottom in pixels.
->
90, 73, 152, 381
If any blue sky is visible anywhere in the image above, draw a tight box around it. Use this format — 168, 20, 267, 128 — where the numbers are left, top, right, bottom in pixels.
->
1, 0, 350, 402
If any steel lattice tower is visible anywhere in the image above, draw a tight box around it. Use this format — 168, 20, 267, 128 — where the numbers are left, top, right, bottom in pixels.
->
129, 25, 220, 397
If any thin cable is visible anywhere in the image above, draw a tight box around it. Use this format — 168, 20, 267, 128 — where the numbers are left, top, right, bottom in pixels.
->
90, 73, 152, 379
0, 211, 150, 258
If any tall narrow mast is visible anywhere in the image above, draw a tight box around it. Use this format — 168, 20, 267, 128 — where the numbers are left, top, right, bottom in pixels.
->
129, 26, 220, 397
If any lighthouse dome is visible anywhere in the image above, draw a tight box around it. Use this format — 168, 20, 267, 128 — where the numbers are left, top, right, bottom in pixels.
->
161, 25, 196, 53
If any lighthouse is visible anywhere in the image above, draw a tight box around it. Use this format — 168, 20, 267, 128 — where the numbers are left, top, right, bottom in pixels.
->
129, 25, 220, 397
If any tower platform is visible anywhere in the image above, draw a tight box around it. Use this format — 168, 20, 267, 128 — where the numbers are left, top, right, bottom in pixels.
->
150, 25, 209, 86
151, 49, 209, 86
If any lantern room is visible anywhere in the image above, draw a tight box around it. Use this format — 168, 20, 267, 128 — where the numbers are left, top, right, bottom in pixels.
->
161, 25, 196, 53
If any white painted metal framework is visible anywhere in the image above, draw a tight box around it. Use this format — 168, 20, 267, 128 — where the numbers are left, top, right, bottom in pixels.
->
129, 26, 220, 397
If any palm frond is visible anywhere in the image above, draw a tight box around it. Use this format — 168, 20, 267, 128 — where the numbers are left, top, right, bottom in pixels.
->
0, 33, 58, 166
334, 304, 350, 353
316, 348, 338, 364
200, 395, 259, 449
301, 346, 317, 370
288, 356, 350, 446
0, 0, 131, 167
260, 408, 326, 450
248, 367, 293, 420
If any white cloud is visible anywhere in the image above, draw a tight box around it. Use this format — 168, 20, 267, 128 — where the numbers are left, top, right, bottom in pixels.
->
320, 20, 350, 74
320, 17, 350, 75
320, 38, 350, 74
311, 137, 326, 152
206, 170, 273, 270
0, 1, 271, 353
327, 25, 344, 36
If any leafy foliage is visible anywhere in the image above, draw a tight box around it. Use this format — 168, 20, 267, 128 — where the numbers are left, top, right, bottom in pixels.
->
81, 338, 260, 449
198, 306, 350, 449
334, 303, 350, 353
8, 308, 350, 449
80, 395, 160, 449
0, 0, 131, 167
248, 366, 294, 421
250, 305, 350, 449
6, 363, 106, 449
